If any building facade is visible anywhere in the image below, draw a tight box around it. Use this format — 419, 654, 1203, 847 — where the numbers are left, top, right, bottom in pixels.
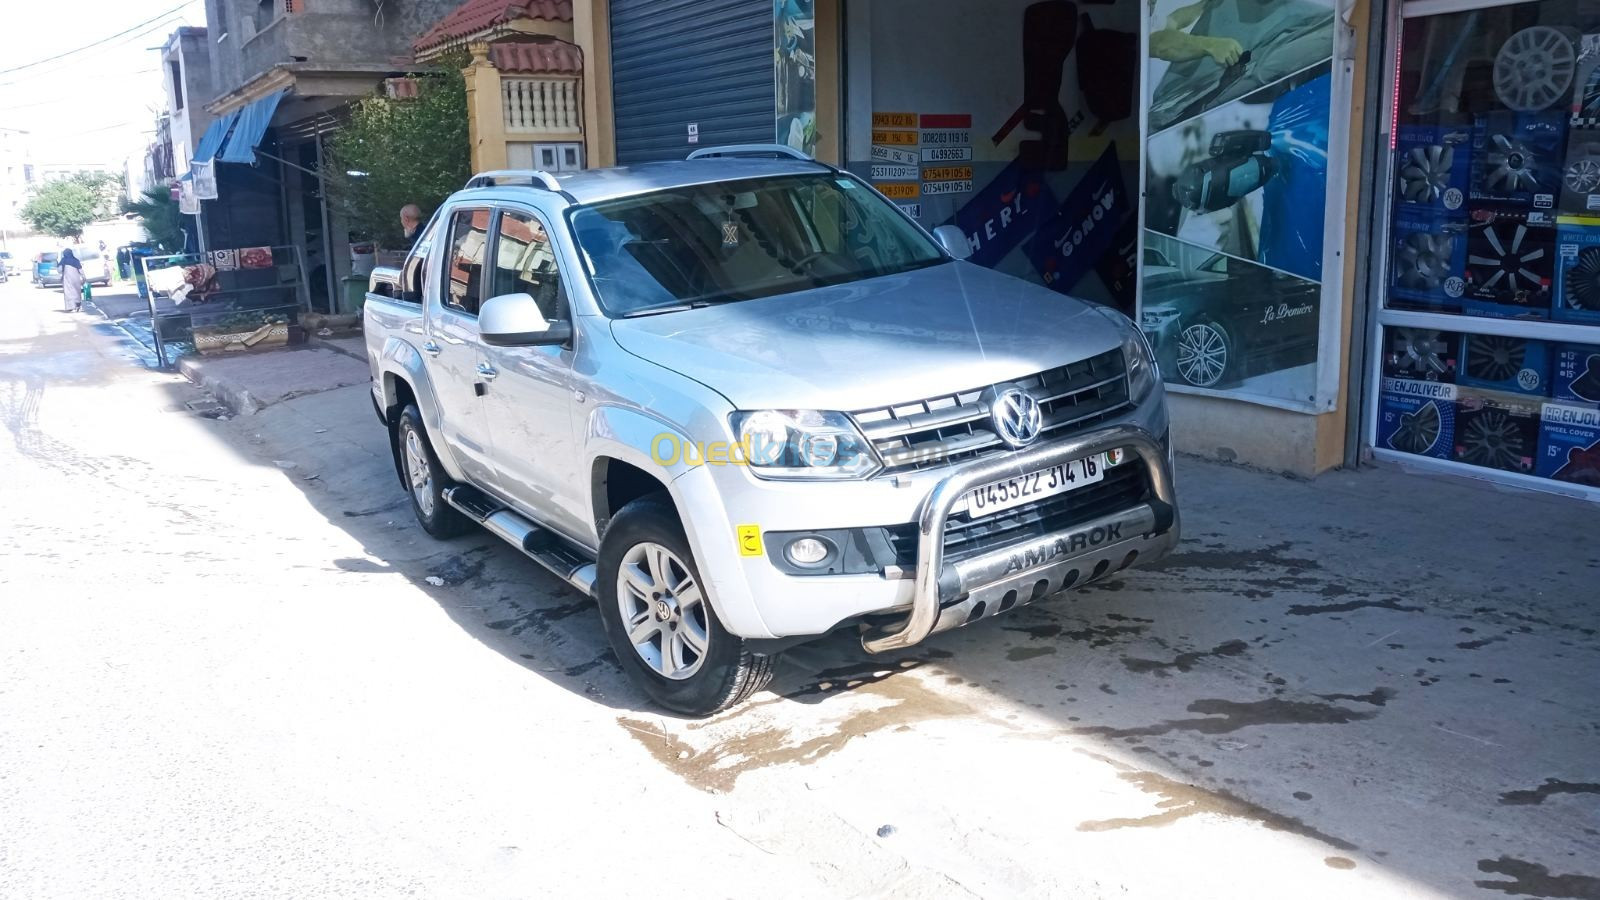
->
193, 0, 462, 310
0, 127, 35, 236
531, 0, 1597, 504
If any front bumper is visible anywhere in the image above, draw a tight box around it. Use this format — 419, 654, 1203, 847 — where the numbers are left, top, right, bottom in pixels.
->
862, 422, 1177, 652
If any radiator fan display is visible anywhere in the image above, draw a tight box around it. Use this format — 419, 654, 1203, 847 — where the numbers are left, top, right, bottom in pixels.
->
1563, 247, 1600, 312
1389, 402, 1443, 454
1387, 328, 1454, 378
1492, 26, 1576, 111
1483, 134, 1545, 192
1399, 144, 1454, 203
1464, 334, 1526, 382
1468, 217, 1549, 294
1457, 408, 1529, 470
1396, 231, 1456, 291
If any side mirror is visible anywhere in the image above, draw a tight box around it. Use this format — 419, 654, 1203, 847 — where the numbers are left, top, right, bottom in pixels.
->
931, 225, 972, 261
481, 292, 572, 347
368, 266, 401, 299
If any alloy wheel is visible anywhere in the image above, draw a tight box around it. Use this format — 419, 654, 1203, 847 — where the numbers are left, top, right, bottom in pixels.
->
616, 542, 709, 680
404, 427, 435, 517
1176, 323, 1228, 387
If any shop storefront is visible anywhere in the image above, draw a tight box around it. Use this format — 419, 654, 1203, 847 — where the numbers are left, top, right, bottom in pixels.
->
590, 0, 1597, 501
1363, 0, 1600, 499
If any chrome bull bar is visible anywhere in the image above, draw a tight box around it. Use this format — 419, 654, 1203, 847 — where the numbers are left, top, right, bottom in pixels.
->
862, 423, 1177, 653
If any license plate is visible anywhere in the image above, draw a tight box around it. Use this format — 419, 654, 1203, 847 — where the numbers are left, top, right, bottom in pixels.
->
959, 451, 1122, 518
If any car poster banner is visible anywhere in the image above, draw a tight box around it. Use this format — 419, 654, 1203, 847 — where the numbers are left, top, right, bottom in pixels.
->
775, 0, 818, 156
1140, 0, 1340, 407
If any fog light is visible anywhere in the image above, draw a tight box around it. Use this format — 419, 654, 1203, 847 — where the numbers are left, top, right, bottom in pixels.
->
785, 536, 833, 567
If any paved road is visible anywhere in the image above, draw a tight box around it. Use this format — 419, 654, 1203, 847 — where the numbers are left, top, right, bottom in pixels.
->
2, 279, 1598, 899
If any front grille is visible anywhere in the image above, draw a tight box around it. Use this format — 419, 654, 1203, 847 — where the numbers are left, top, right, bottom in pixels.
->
885, 460, 1150, 565
852, 349, 1129, 472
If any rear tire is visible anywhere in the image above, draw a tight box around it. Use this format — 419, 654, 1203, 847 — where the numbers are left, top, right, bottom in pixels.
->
597, 496, 775, 716
395, 404, 472, 539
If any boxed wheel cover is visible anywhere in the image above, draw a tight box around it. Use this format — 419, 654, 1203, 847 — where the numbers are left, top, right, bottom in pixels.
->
1454, 388, 1542, 474
1377, 377, 1456, 460
1383, 326, 1460, 382
1457, 332, 1552, 396
1553, 343, 1600, 404
1553, 216, 1600, 324
1390, 211, 1467, 310
1536, 402, 1600, 485
1463, 205, 1554, 319
1470, 111, 1568, 210
1395, 125, 1472, 214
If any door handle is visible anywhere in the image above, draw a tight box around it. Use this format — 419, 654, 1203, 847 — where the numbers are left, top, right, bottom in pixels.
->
476, 363, 499, 381
421, 340, 441, 357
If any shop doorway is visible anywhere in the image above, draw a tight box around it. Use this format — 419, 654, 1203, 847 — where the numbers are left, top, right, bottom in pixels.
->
843, 0, 1143, 316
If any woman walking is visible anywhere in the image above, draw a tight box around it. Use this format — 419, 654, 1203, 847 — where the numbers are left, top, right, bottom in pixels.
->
59, 249, 85, 312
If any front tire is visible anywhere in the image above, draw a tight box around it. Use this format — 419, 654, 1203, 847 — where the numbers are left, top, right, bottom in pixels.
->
395, 404, 472, 539
597, 497, 775, 716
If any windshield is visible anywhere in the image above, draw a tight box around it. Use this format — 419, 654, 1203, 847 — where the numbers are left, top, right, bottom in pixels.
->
568, 173, 947, 316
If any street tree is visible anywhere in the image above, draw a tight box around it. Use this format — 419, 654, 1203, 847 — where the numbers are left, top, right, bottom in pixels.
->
20, 180, 100, 240
325, 63, 470, 250
122, 186, 186, 251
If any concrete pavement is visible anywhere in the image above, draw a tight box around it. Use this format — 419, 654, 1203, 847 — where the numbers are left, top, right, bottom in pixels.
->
2, 278, 1598, 899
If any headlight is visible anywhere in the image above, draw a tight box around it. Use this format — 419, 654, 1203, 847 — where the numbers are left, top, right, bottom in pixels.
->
1096, 306, 1160, 401
731, 410, 882, 480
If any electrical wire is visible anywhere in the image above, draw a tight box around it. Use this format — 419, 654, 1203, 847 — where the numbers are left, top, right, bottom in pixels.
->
0, 14, 194, 89
0, 1, 201, 76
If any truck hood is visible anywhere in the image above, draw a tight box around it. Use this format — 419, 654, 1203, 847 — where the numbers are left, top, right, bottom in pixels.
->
608, 261, 1125, 411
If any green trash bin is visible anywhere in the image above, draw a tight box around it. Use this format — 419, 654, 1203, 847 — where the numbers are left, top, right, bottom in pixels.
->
339, 275, 367, 315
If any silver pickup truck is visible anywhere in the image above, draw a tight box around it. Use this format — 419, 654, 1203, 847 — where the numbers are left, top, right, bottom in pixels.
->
364, 146, 1179, 715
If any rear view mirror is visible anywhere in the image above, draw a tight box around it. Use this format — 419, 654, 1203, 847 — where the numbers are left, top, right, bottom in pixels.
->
931, 225, 972, 261
481, 293, 572, 347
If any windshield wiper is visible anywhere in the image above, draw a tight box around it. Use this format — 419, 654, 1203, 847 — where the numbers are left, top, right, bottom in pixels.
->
617, 298, 741, 318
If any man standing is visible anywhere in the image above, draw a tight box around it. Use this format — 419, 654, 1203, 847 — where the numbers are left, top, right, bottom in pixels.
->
400, 204, 423, 251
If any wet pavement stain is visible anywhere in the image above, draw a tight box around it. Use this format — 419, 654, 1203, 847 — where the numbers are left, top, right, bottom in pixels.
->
1475, 856, 1600, 899
1121, 639, 1248, 676
484, 599, 593, 637
619, 674, 981, 793
1498, 779, 1600, 806
1076, 696, 1381, 739
1286, 597, 1422, 616
1076, 769, 1357, 851
1314, 688, 1396, 707
1459, 635, 1509, 650
1006, 645, 1057, 662
1324, 856, 1357, 870
1154, 541, 1322, 574
1003, 619, 1147, 647
426, 552, 488, 587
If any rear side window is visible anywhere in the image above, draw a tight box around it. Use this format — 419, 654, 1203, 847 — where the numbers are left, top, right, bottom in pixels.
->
442, 208, 490, 316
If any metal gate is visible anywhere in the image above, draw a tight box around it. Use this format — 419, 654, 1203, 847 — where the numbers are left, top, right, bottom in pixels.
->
610, 0, 775, 164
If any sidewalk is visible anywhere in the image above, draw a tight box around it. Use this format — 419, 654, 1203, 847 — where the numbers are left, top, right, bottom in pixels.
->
176, 335, 369, 416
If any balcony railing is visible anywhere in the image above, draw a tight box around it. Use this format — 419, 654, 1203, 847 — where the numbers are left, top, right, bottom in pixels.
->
502, 78, 580, 135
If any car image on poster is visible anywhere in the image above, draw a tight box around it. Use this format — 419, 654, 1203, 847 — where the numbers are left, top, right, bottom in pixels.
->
1142, 0, 1335, 406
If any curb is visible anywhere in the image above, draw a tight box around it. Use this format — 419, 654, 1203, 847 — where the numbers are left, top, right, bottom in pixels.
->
178, 356, 263, 416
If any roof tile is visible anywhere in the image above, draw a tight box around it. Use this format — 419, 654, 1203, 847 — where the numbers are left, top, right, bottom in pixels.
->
489, 40, 583, 75
414, 0, 573, 52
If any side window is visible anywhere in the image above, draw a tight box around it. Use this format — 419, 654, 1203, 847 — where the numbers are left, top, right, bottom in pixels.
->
400, 216, 441, 302
443, 208, 490, 316
490, 209, 563, 320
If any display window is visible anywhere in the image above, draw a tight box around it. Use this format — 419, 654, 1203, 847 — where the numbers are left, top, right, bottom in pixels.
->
1370, 0, 1600, 497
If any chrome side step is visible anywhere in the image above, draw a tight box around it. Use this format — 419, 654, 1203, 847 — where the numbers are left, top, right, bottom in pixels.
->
443, 486, 598, 598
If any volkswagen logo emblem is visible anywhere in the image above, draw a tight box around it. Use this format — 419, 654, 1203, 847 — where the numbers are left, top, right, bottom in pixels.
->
987, 386, 1043, 449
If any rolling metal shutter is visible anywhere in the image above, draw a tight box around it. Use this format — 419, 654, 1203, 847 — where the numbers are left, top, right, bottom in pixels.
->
610, 0, 774, 164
